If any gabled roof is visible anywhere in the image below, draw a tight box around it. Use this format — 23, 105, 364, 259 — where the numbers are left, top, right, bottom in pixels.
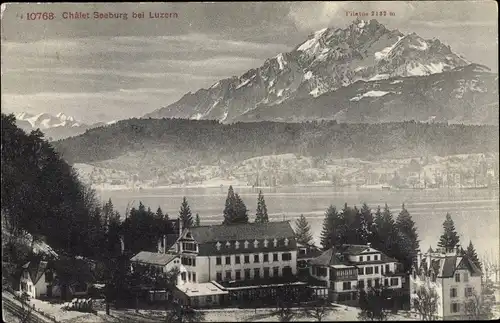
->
310, 248, 347, 267
421, 252, 482, 278
22, 260, 48, 284
188, 221, 295, 243
130, 251, 177, 266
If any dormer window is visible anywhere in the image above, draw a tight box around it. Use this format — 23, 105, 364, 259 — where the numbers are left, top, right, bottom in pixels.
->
284, 238, 289, 246
254, 240, 259, 248
235, 241, 240, 249
216, 241, 221, 251
273, 238, 278, 247
186, 232, 192, 239
264, 239, 268, 247
226, 241, 231, 248
244, 241, 249, 249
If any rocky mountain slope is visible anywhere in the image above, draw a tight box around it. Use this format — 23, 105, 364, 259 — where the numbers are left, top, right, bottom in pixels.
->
144, 19, 496, 124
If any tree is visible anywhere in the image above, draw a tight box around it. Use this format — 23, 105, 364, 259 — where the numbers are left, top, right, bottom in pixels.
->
295, 214, 313, 245
179, 197, 193, 229
233, 193, 249, 224
437, 213, 460, 252
358, 286, 393, 321
372, 204, 398, 260
302, 299, 334, 322
165, 299, 205, 323
222, 186, 236, 225
194, 213, 200, 227
320, 205, 340, 250
463, 287, 493, 320
274, 282, 299, 322
395, 204, 420, 271
254, 190, 269, 223
465, 241, 482, 271
156, 206, 166, 220
357, 203, 374, 245
412, 281, 439, 321
223, 186, 249, 225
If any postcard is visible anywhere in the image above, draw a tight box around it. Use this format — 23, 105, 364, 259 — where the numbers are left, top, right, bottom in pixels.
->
1, 1, 499, 322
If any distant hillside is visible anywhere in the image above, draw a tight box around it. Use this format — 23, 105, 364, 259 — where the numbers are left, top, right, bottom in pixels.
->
53, 119, 499, 179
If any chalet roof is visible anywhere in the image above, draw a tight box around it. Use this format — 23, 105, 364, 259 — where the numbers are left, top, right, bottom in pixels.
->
188, 221, 295, 243
22, 260, 48, 284
310, 248, 346, 266
421, 252, 482, 278
130, 251, 177, 266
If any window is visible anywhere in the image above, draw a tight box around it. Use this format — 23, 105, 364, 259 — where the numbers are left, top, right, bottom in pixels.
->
263, 254, 269, 262
367, 279, 372, 287
284, 238, 289, 246
450, 288, 457, 298
235, 241, 240, 249
273, 267, 280, 277
358, 267, 364, 275
465, 287, 473, 297
192, 273, 196, 282
464, 272, 469, 282
273, 239, 278, 247
244, 269, 251, 280
188, 272, 191, 281
374, 255, 378, 261
181, 272, 187, 281
375, 278, 380, 288
273, 253, 279, 262
254, 254, 260, 263
216, 272, 222, 281
375, 266, 379, 274
455, 273, 460, 282
283, 266, 292, 276
206, 295, 212, 303
316, 267, 327, 277
244, 255, 250, 264
264, 239, 269, 247
384, 278, 389, 286
254, 240, 259, 248
244, 241, 249, 249
225, 270, 232, 280
264, 267, 270, 278
342, 282, 352, 290
359, 256, 363, 262
235, 255, 241, 264
451, 303, 460, 313
365, 267, 373, 274
225, 256, 231, 265
367, 256, 371, 261
226, 241, 231, 248
216, 242, 221, 251
358, 280, 365, 289
216, 257, 222, 265
390, 278, 398, 286
282, 253, 292, 261
235, 270, 241, 280
192, 258, 196, 266
385, 264, 390, 272
254, 268, 260, 279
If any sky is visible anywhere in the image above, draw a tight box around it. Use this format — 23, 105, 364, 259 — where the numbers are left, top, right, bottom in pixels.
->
1, 1, 498, 124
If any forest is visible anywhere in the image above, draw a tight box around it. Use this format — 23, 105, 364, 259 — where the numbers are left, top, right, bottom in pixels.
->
53, 118, 499, 171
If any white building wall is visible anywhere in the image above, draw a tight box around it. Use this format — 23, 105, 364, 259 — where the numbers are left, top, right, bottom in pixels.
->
202, 251, 297, 283
441, 270, 482, 319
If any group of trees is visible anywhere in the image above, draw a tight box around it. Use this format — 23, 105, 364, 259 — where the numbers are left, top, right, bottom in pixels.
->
319, 202, 419, 271
222, 186, 269, 225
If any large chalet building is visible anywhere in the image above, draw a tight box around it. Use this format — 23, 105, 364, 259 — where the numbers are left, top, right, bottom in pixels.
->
410, 246, 483, 320
309, 244, 405, 305
130, 220, 410, 309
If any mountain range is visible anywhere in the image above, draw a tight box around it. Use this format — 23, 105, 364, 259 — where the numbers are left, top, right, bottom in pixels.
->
144, 19, 498, 125
14, 112, 117, 140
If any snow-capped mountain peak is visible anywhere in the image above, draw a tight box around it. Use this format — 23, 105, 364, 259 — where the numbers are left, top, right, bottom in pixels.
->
144, 19, 486, 124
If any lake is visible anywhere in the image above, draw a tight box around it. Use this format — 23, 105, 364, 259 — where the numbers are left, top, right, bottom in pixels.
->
98, 186, 499, 262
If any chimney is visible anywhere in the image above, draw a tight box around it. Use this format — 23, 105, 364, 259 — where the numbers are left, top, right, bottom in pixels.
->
178, 217, 183, 236
367, 242, 371, 248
